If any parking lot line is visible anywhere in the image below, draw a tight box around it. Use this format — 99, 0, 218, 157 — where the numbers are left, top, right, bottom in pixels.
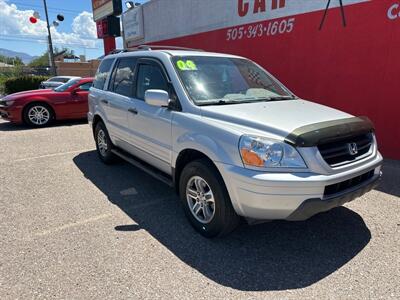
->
5, 149, 95, 163
31, 198, 174, 238
34, 213, 113, 237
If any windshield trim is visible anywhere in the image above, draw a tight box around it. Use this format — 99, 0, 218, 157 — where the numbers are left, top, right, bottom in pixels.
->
170, 56, 296, 106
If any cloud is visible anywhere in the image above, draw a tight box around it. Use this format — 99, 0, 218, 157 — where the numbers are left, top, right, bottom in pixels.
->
72, 11, 97, 39
0, 0, 99, 48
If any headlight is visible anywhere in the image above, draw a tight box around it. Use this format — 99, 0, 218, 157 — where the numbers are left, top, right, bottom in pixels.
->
239, 135, 306, 169
5, 100, 15, 106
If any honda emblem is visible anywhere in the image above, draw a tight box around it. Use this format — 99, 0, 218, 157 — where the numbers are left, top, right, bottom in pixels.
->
348, 143, 358, 155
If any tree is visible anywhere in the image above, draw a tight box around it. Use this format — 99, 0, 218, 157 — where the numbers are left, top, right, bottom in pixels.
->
28, 53, 49, 67
0, 55, 24, 66
28, 47, 74, 67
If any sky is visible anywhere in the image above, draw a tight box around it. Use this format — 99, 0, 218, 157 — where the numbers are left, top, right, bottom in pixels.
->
0, 0, 147, 60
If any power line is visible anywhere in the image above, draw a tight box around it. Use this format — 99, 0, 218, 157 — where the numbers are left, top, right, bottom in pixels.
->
9, 3, 84, 16
0, 34, 98, 44
0, 37, 100, 49
0, 34, 97, 41
8, 1, 85, 14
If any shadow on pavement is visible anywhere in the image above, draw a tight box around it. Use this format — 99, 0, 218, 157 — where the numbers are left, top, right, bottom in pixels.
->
73, 151, 371, 291
374, 159, 400, 197
0, 119, 87, 131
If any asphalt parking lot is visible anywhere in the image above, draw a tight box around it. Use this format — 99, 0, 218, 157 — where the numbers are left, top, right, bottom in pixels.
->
0, 118, 399, 299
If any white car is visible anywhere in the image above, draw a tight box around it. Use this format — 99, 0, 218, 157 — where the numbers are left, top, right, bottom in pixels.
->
88, 47, 382, 237
40, 76, 81, 89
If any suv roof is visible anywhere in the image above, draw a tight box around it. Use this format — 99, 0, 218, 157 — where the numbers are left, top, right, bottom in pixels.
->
104, 45, 243, 60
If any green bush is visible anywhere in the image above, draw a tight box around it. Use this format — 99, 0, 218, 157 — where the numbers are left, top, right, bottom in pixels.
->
4, 76, 49, 95
0, 75, 8, 95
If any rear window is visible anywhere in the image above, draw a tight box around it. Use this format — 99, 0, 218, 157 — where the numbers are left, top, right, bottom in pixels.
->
93, 59, 114, 90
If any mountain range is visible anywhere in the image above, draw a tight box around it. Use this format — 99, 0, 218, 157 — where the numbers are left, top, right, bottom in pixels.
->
0, 48, 39, 64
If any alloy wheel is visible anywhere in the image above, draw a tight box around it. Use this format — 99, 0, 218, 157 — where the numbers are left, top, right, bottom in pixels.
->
186, 176, 216, 224
28, 106, 50, 125
97, 129, 108, 156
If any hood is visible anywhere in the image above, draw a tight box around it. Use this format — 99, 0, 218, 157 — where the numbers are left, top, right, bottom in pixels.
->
5, 89, 54, 99
200, 100, 352, 138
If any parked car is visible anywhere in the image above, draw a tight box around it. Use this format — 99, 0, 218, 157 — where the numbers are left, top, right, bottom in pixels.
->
0, 77, 93, 127
88, 48, 382, 238
39, 76, 81, 89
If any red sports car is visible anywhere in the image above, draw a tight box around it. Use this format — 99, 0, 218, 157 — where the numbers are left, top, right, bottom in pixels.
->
0, 77, 93, 127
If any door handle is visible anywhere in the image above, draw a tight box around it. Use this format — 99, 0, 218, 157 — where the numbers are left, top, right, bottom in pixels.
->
128, 108, 138, 115
101, 99, 108, 104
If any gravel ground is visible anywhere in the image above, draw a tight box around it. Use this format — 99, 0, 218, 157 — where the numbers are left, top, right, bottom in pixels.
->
0, 119, 399, 299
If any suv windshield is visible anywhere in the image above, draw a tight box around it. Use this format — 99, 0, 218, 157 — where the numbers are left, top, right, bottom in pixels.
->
172, 56, 294, 105
54, 79, 80, 92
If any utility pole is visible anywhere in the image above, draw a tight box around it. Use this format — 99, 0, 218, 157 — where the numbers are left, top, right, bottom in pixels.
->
43, 0, 56, 75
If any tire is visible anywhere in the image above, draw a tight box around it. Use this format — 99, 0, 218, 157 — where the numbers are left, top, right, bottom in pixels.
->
94, 121, 117, 164
179, 158, 240, 238
23, 103, 54, 127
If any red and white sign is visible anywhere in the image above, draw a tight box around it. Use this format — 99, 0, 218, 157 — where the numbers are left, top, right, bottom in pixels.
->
123, 0, 400, 159
92, 0, 121, 22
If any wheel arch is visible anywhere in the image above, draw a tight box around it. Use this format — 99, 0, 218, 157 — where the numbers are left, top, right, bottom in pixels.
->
92, 114, 104, 135
174, 149, 221, 194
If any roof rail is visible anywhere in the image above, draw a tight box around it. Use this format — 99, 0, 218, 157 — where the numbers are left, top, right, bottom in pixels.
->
127, 45, 204, 52
108, 49, 128, 55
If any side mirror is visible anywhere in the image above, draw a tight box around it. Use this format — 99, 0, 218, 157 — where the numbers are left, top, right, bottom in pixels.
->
144, 89, 170, 107
71, 88, 80, 95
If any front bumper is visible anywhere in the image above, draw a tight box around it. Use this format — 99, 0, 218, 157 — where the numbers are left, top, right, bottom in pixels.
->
216, 152, 383, 220
0, 105, 22, 123
286, 172, 381, 221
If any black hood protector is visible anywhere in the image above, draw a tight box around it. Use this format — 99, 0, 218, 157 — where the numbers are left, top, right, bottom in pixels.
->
285, 116, 374, 147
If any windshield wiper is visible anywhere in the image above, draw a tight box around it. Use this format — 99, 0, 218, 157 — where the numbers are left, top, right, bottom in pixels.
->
197, 96, 296, 106
267, 95, 296, 101
198, 99, 247, 106
198, 98, 267, 106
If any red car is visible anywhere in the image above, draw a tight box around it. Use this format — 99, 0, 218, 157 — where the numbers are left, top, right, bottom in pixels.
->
0, 77, 93, 127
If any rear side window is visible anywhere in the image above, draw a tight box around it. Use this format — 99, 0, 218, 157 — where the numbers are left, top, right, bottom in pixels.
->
93, 59, 114, 90
110, 57, 137, 97
136, 64, 168, 100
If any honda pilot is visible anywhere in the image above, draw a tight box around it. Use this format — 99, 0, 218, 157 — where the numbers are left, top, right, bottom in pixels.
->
88, 47, 382, 237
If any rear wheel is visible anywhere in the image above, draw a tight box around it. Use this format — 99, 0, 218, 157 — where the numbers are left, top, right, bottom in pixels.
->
94, 121, 117, 164
23, 103, 53, 127
179, 159, 240, 238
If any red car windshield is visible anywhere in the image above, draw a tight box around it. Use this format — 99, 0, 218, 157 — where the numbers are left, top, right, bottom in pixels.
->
54, 79, 80, 92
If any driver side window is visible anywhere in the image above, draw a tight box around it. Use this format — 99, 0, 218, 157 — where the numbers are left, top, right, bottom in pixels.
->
136, 64, 168, 100
78, 82, 92, 91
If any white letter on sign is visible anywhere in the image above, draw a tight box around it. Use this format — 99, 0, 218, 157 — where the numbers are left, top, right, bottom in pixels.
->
387, 3, 399, 20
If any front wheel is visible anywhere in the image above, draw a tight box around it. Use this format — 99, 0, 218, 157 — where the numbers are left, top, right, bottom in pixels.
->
179, 159, 240, 238
23, 103, 53, 127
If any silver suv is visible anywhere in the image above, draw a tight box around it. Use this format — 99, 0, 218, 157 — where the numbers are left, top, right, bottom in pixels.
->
88, 47, 382, 237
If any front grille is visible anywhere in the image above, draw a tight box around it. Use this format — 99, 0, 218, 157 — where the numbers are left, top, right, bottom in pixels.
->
324, 170, 374, 197
318, 133, 373, 167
